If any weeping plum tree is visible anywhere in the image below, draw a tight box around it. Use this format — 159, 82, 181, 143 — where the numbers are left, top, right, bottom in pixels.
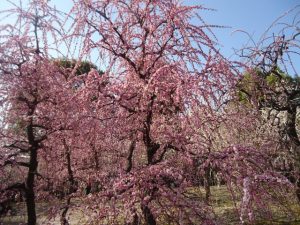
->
67, 0, 240, 224
0, 1, 83, 224
0, 0, 299, 225
0, 2, 113, 224
232, 7, 300, 203
68, 0, 295, 224
238, 57, 300, 200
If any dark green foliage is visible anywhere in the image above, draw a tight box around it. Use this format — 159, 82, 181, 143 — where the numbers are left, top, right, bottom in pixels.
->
54, 59, 103, 76
237, 67, 299, 105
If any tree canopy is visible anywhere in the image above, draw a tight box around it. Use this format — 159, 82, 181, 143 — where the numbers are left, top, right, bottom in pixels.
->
0, 1, 300, 225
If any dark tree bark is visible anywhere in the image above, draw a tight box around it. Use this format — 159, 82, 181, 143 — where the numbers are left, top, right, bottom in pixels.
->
141, 203, 156, 225
25, 111, 39, 225
143, 95, 160, 165
139, 95, 159, 224
60, 139, 76, 225
93, 146, 100, 170
60, 197, 71, 225
125, 140, 136, 173
204, 166, 211, 203
63, 139, 76, 193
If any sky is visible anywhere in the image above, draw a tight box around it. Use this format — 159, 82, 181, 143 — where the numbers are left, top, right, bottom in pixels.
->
0, 0, 299, 73
196, 0, 299, 59
49, 0, 300, 55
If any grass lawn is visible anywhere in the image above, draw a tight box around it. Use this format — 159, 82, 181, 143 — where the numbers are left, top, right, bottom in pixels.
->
1, 186, 300, 224
196, 185, 300, 224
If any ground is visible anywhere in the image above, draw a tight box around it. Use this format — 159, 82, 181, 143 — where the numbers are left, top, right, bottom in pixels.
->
1, 186, 300, 224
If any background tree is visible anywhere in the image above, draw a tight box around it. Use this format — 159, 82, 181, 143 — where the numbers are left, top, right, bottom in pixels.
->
237, 34, 300, 200
0, 2, 76, 224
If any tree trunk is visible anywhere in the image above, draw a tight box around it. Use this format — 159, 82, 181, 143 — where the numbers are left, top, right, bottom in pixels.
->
25, 134, 38, 224
25, 160, 37, 225
296, 181, 300, 202
94, 147, 100, 170
25, 105, 40, 225
60, 139, 76, 224
60, 197, 71, 225
141, 203, 156, 225
204, 167, 211, 203
63, 139, 76, 194
125, 212, 139, 225
141, 97, 157, 224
